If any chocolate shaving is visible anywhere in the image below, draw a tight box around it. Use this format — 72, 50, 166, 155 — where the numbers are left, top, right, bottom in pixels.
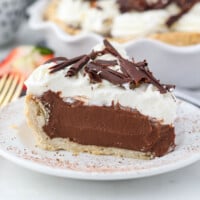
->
49, 55, 85, 73
49, 62, 68, 74
104, 39, 172, 93
136, 60, 148, 68
119, 58, 148, 85
117, 0, 172, 12
117, 0, 149, 12
103, 39, 122, 58
166, 11, 185, 27
94, 59, 118, 67
47, 39, 174, 93
85, 65, 102, 83
139, 65, 168, 93
148, 0, 172, 9
66, 55, 90, 77
166, 1, 198, 26
176, 0, 196, 7
85, 62, 130, 85
120, 57, 172, 93
89, 50, 106, 60
117, 0, 200, 26
44, 57, 68, 64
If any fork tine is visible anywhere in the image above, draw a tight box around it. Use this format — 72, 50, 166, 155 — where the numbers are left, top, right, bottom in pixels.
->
10, 76, 24, 102
0, 74, 9, 93
0, 75, 20, 107
0, 74, 15, 105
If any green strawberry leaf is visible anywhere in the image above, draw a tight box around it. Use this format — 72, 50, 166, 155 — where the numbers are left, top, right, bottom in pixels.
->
34, 46, 54, 55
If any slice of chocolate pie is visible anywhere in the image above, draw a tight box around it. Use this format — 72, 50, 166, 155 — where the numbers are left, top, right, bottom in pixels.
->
25, 40, 176, 159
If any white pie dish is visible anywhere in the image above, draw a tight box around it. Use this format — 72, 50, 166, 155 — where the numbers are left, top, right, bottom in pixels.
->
27, 0, 200, 89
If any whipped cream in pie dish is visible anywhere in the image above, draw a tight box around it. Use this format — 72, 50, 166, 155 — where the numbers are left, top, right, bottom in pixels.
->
25, 40, 176, 159
43, 0, 200, 41
56, 0, 119, 35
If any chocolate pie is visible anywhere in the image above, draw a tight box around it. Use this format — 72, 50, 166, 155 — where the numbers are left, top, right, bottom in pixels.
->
25, 40, 176, 159
44, 0, 200, 46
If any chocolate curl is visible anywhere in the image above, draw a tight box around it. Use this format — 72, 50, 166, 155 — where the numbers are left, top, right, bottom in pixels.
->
44, 57, 68, 64
135, 60, 148, 69
117, 0, 199, 26
48, 39, 175, 93
85, 63, 102, 83
119, 57, 169, 93
49, 55, 85, 73
166, 13, 183, 27
139, 66, 168, 93
94, 59, 118, 67
119, 58, 147, 84
148, 0, 171, 9
86, 62, 130, 85
103, 39, 122, 58
166, 1, 196, 27
117, 0, 148, 12
66, 55, 90, 77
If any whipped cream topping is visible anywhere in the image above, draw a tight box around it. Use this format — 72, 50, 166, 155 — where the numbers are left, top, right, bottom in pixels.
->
56, 0, 90, 28
111, 10, 169, 38
25, 42, 176, 125
82, 1, 119, 35
55, 0, 200, 38
112, 2, 200, 38
56, 0, 119, 35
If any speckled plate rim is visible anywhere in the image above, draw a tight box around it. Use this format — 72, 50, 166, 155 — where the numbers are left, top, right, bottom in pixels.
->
27, 0, 200, 51
1, 148, 200, 181
0, 145, 200, 181
0, 97, 200, 181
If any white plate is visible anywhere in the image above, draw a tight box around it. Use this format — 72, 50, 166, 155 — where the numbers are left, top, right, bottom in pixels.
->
0, 98, 200, 180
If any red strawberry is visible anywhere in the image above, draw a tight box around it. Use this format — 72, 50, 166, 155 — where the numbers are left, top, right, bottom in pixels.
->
0, 46, 54, 80
0, 48, 21, 76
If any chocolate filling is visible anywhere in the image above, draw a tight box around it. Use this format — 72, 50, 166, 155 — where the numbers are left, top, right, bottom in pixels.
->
40, 91, 175, 157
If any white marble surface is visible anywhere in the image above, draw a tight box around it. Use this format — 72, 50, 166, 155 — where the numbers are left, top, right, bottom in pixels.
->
0, 22, 200, 199
0, 156, 200, 200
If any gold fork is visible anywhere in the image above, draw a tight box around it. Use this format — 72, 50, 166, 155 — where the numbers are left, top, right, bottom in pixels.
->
0, 73, 24, 108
